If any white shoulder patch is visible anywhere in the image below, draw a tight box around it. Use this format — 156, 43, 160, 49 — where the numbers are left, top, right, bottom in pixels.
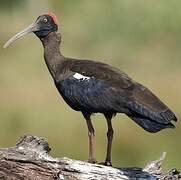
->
73, 73, 90, 80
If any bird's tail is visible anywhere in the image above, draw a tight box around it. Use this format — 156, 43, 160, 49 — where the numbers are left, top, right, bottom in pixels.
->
127, 113, 176, 133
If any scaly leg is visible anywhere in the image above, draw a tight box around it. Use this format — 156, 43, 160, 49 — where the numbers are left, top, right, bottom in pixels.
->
82, 112, 96, 163
104, 113, 114, 166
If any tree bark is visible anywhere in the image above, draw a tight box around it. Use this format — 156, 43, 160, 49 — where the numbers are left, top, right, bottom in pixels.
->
0, 135, 180, 180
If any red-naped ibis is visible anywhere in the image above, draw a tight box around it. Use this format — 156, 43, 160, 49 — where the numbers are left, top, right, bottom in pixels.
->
3, 12, 177, 166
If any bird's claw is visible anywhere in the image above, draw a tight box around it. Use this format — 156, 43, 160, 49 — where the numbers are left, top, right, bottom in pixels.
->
86, 159, 97, 164
99, 161, 112, 166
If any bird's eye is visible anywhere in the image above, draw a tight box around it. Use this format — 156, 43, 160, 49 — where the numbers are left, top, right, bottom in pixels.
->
43, 18, 48, 23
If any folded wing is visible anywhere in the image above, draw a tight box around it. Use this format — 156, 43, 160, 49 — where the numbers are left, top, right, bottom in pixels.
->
55, 59, 177, 132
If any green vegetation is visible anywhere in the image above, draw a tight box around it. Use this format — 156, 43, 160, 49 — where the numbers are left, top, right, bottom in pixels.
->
0, 0, 180, 168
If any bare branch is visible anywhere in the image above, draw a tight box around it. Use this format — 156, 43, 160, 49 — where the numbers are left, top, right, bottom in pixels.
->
0, 135, 180, 180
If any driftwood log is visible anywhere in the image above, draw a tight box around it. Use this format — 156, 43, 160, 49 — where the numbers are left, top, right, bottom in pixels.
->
0, 135, 180, 180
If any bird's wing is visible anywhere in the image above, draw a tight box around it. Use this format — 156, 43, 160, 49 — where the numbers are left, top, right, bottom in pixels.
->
125, 83, 177, 123
55, 59, 132, 112
65, 59, 134, 89
56, 59, 177, 124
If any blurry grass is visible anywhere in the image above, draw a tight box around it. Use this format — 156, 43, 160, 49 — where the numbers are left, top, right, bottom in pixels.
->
0, 0, 180, 168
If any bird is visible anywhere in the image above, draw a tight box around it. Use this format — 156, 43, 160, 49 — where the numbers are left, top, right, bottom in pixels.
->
3, 12, 177, 166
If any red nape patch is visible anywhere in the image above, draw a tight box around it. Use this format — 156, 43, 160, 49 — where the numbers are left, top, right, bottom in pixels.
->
43, 11, 59, 28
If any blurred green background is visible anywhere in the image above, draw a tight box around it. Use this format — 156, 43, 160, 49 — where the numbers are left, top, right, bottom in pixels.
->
0, 0, 180, 169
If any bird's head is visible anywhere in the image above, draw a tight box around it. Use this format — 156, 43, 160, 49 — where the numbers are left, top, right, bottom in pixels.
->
3, 12, 59, 48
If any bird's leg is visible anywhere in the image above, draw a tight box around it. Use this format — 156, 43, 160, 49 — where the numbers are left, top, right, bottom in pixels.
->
104, 113, 114, 166
82, 112, 96, 163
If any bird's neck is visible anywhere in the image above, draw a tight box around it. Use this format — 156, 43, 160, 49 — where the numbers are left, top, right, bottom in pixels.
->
41, 32, 65, 79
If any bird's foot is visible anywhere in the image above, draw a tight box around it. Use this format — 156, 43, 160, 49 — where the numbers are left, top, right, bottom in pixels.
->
86, 159, 97, 164
99, 161, 112, 166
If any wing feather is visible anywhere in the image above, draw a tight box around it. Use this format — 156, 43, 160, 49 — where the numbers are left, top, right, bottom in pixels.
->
125, 84, 177, 124
56, 59, 177, 126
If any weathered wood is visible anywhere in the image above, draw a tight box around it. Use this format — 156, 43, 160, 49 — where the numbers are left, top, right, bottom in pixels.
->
0, 135, 180, 180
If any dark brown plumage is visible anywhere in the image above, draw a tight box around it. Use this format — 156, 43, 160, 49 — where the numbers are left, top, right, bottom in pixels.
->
4, 13, 177, 166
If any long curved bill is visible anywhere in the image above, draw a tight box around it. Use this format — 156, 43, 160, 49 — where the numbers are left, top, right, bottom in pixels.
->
3, 22, 39, 48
